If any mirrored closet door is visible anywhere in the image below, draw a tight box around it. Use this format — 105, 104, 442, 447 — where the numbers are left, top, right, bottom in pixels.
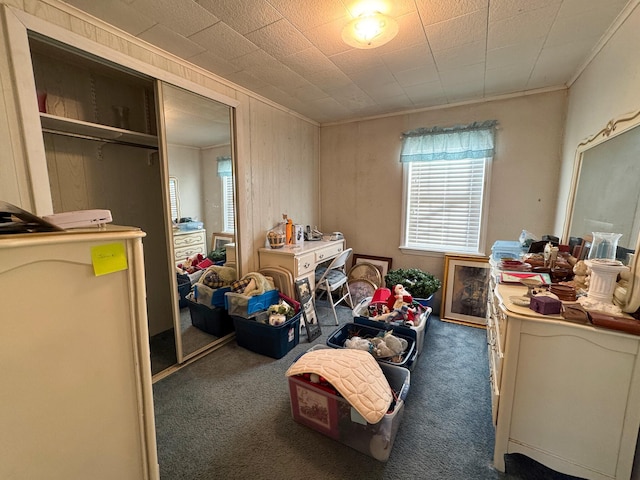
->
157, 82, 238, 365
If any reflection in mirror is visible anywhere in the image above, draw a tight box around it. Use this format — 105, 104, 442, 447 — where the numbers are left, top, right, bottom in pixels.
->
566, 119, 640, 250
169, 176, 180, 222
155, 82, 238, 369
564, 109, 640, 312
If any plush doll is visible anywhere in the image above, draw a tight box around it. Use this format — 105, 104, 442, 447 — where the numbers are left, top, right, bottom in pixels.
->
387, 284, 413, 311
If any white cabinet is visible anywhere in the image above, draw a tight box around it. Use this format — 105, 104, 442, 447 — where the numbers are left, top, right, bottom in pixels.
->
173, 229, 207, 265
489, 282, 640, 480
0, 226, 159, 480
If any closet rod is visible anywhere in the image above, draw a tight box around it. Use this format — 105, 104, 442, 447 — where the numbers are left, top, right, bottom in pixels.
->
42, 128, 159, 151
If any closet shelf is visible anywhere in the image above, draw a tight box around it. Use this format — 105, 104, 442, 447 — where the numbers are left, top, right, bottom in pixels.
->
40, 113, 158, 149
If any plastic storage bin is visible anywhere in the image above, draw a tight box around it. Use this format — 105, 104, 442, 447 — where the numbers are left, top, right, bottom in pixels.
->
177, 273, 191, 309
491, 240, 524, 261
177, 221, 203, 231
187, 297, 235, 337
232, 311, 301, 359
326, 323, 417, 370
352, 296, 431, 356
224, 289, 280, 318
193, 284, 231, 308
287, 347, 410, 462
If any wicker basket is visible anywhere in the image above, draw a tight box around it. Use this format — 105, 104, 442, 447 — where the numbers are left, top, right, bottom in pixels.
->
267, 231, 286, 249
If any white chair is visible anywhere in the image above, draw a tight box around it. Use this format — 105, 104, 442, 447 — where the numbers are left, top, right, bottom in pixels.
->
314, 248, 354, 325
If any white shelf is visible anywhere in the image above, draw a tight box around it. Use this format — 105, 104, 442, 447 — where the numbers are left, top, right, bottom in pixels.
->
40, 113, 158, 149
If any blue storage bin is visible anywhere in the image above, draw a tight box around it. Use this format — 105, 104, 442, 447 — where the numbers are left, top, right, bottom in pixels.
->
194, 284, 231, 308
187, 298, 235, 337
326, 323, 417, 370
224, 289, 279, 318
177, 221, 203, 231
491, 240, 524, 261
232, 311, 301, 359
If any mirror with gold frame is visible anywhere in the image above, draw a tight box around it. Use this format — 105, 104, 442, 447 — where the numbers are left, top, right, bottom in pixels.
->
563, 109, 640, 312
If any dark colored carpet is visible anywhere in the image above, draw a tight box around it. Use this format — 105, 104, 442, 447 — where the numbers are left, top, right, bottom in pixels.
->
152, 303, 582, 480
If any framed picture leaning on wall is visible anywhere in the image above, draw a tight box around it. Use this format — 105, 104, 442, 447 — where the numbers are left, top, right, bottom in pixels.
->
441, 254, 490, 327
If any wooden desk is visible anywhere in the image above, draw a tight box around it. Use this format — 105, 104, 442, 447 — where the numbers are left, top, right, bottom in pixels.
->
258, 239, 346, 292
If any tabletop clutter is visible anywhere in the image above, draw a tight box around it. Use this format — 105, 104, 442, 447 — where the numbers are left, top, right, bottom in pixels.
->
492, 230, 640, 336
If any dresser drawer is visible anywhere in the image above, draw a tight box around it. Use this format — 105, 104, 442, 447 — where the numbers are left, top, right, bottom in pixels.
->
175, 244, 207, 262
488, 343, 500, 426
314, 242, 344, 263
174, 230, 206, 248
297, 253, 316, 276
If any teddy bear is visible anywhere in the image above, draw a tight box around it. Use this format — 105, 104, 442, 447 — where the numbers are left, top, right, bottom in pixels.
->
572, 260, 589, 292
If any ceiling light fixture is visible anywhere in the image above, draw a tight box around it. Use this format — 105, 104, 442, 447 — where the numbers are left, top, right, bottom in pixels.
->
341, 11, 399, 49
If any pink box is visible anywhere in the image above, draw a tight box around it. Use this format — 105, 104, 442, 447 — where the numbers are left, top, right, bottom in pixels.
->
529, 295, 562, 315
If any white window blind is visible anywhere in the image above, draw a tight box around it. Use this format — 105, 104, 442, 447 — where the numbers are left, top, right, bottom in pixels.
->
222, 175, 235, 233
401, 121, 496, 254
217, 155, 235, 234
405, 158, 486, 252
169, 177, 179, 222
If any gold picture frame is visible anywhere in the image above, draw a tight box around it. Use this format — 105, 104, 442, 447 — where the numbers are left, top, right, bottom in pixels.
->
441, 254, 490, 328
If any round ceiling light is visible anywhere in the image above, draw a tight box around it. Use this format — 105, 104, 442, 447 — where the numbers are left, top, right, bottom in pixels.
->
341, 11, 399, 49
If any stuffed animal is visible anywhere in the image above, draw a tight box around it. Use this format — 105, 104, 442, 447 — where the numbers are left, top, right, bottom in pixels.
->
572, 260, 589, 291
344, 331, 408, 361
371, 331, 408, 360
378, 284, 417, 323
387, 284, 413, 311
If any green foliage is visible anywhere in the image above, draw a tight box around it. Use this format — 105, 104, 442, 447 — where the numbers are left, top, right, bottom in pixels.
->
207, 247, 226, 262
384, 268, 442, 299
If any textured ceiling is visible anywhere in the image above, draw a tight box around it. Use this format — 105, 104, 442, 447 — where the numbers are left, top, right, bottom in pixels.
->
61, 0, 631, 124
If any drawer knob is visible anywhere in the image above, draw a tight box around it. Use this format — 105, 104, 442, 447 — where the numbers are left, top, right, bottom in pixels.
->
319, 254, 324, 259
304, 262, 310, 268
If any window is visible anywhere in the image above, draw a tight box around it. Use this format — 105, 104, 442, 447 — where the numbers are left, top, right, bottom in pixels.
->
217, 156, 235, 234
400, 121, 497, 255
169, 176, 180, 222
222, 175, 235, 233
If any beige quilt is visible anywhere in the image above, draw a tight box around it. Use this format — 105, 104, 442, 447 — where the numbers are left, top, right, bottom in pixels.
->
285, 348, 392, 424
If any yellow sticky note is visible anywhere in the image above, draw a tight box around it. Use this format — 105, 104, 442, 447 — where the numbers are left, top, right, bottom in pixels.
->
91, 242, 128, 276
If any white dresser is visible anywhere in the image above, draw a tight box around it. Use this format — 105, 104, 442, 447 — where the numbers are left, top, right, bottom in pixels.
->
258, 239, 346, 291
488, 280, 640, 480
0, 226, 159, 480
172, 229, 207, 265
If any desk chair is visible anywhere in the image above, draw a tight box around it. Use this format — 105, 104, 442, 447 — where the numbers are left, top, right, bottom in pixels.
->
314, 248, 353, 325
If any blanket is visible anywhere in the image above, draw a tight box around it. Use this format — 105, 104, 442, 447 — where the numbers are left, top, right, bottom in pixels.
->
285, 348, 392, 424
